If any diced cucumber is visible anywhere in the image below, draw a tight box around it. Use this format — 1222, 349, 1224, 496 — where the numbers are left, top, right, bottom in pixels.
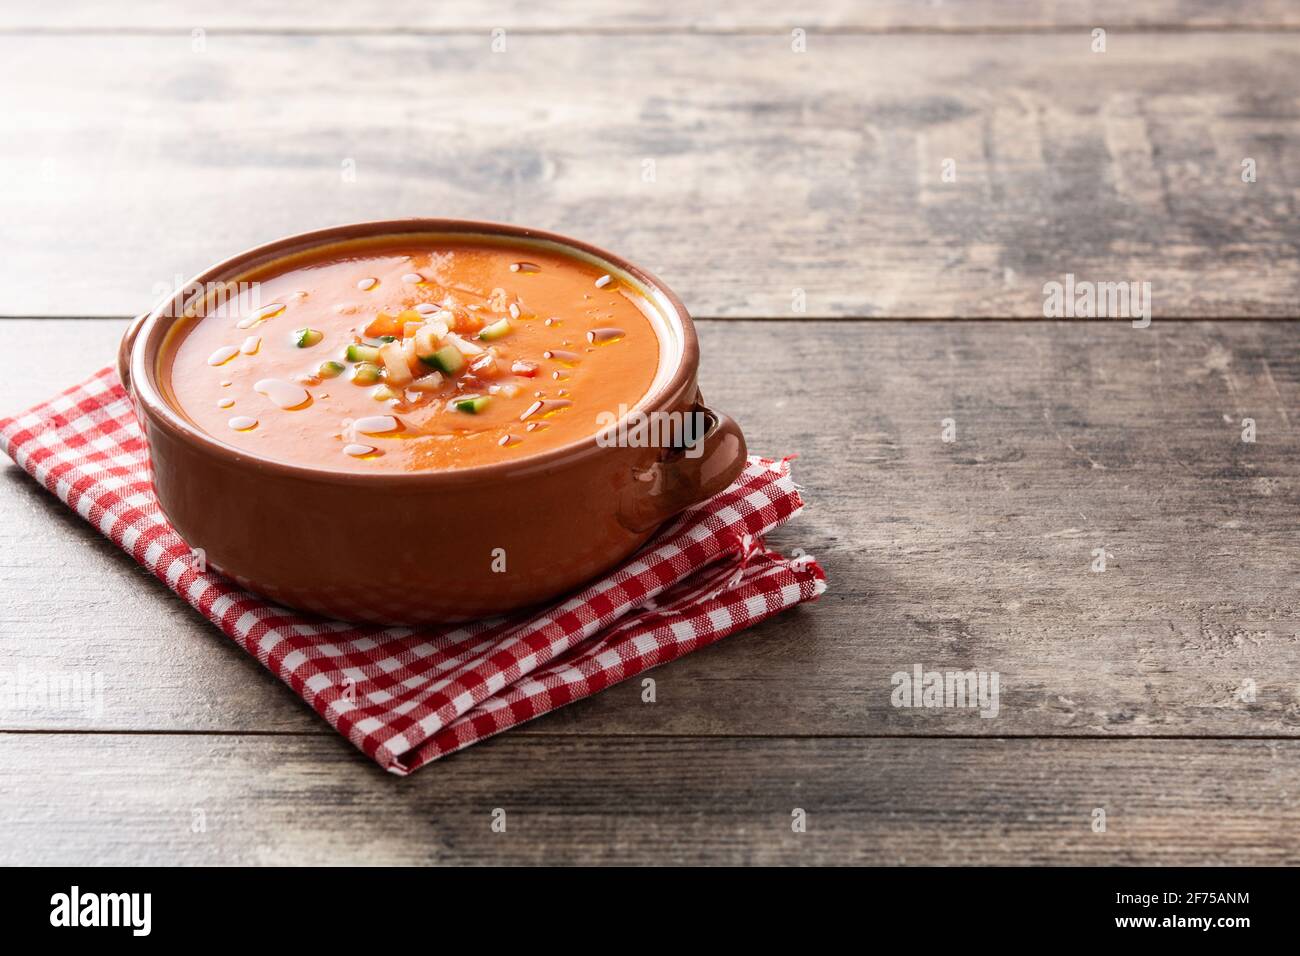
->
351, 361, 383, 384
371, 384, 397, 401
454, 395, 491, 414
423, 345, 464, 374
478, 318, 512, 341
377, 335, 398, 343
346, 344, 381, 363
294, 328, 323, 348
318, 361, 346, 378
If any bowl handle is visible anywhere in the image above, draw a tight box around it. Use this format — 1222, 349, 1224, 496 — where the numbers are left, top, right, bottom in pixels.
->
618, 399, 748, 533
116, 312, 149, 393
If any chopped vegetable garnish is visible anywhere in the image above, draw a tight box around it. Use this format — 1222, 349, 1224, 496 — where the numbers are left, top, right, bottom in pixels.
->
318, 360, 346, 378
371, 384, 397, 401
379, 341, 413, 385
424, 345, 464, 374
444, 332, 484, 356
351, 361, 383, 384
455, 396, 491, 414
343, 343, 379, 361
408, 371, 444, 392
478, 318, 512, 341
413, 324, 448, 362
294, 328, 323, 348
469, 353, 502, 379
364, 313, 403, 339
401, 337, 420, 371
346, 344, 381, 363
511, 360, 539, 377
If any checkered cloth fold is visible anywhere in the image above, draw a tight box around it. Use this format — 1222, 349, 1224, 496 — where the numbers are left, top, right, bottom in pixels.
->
0, 368, 825, 774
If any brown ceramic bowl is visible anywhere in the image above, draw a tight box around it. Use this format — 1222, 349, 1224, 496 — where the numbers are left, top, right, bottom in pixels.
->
118, 220, 746, 625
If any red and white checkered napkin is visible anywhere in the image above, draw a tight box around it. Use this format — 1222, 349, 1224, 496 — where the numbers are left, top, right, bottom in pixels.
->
0, 368, 825, 774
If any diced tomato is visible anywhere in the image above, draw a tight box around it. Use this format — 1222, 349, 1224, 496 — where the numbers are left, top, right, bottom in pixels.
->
452, 309, 484, 334
364, 312, 404, 339
469, 354, 502, 379
511, 360, 538, 377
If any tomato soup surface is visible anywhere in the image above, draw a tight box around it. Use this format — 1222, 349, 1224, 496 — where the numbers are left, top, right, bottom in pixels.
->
167, 237, 664, 472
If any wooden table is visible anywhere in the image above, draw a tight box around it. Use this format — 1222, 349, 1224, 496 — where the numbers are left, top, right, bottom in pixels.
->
2, 2, 1299, 865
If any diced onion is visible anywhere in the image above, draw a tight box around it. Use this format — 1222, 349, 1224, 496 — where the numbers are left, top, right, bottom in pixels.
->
445, 332, 484, 356
379, 341, 413, 385
408, 371, 444, 392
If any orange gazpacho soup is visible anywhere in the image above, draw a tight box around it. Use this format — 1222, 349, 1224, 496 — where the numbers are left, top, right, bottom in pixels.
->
166, 237, 664, 472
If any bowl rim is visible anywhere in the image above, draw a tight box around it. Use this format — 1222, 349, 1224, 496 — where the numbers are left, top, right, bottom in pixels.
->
128, 218, 701, 487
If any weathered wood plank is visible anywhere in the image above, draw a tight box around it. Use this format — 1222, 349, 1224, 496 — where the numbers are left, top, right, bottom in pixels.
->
3, 1, 1298, 32
0, 733, 1295, 864
2, 33, 1298, 318
2, 318, 1297, 738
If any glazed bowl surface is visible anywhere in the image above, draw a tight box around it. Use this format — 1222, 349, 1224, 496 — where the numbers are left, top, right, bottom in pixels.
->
119, 219, 746, 624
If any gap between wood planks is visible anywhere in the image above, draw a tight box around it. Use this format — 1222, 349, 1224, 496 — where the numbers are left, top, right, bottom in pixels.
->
2, 729, 1299, 741
3, 315, 1296, 323
2, 26, 1300, 37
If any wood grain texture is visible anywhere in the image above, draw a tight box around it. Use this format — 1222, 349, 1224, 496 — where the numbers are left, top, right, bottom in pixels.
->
4, 1, 1299, 32
3, 3, 1296, 864
2, 32, 1299, 318
3, 318, 1297, 739
0, 733, 1295, 865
